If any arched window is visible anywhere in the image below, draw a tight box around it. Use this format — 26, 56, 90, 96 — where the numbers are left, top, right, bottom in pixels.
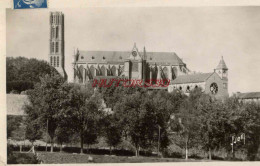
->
179, 86, 182, 90
111, 66, 116, 76
52, 27, 55, 38
101, 66, 106, 76
152, 67, 157, 84
52, 15, 55, 24
186, 86, 190, 92
56, 27, 59, 38
119, 66, 124, 76
57, 57, 59, 67
78, 65, 84, 83
51, 42, 55, 53
54, 57, 56, 67
162, 67, 168, 79
56, 42, 59, 53
50, 57, 53, 66
172, 67, 178, 79
57, 15, 59, 24
89, 65, 95, 79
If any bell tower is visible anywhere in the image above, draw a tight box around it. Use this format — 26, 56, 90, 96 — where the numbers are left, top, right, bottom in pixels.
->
215, 56, 228, 94
215, 56, 228, 80
49, 11, 67, 80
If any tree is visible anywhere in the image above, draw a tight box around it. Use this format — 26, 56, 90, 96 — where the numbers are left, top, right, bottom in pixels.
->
175, 99, 200, 160
6, 57, 59, 93
24, 74, 66, 152
241, 102, 260, 160
7, 115, 23, 139
25, 119, 42, 146
195, 94, 232, 160
55, 121, 73, 152
102, 114, 122, 154
114, 89, 170, 157
60, 83, 103, 154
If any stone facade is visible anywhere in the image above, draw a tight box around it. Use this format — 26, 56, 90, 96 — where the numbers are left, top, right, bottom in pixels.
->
72, 43, 190, 84
48, 12, 229, 99
49, 12, 67, 79
168, 57, 229, 99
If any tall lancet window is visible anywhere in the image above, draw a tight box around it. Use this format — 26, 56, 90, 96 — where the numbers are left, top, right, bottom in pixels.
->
57, 15, 59, 24
54, 56, 56, 67
57, 57, 59, 67
55, 42, 59, 53
51, 15, 53, 24
56, 27, 59, 38
50, 57, 53, 66
51, 42, 55, 53
51, 27, 54, 38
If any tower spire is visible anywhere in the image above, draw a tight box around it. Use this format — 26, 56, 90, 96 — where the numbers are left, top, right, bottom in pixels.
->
143, 46, 147, 60
215, 56, 228, 80
216, 56, 228, 70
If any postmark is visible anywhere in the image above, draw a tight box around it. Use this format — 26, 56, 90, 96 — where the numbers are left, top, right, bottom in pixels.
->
13, 0, 47, 9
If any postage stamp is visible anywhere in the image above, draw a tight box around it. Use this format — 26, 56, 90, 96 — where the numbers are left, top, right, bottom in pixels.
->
13, 0, 48, 9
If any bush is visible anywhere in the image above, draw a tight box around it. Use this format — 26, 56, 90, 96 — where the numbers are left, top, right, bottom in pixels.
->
7, 81, 34, 94
6, 57, 60, 93
7, 145, 39, 164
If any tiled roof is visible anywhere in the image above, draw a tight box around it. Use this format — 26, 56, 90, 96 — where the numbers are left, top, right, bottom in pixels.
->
237, 92, 260, 99
146, 52, 185, 65
171, 73, 213, 84
216, 57, 228, 70
76, 50, 185, 66
7, 94, 28, 115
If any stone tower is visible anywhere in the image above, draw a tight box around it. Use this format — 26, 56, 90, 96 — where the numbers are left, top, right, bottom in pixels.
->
49, 11, 67, 80
215, 56, 228, 80
215, 56, 228, 92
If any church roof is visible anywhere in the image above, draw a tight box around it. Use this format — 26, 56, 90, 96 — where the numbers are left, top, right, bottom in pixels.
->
237, 92, 260, 99
76, 50, 185, 66
216, 56, 228, 70
171, 72, 213, 84
146, 52, 185, 65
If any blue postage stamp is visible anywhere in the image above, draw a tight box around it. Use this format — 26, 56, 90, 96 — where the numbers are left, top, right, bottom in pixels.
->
13, 0, 48, 9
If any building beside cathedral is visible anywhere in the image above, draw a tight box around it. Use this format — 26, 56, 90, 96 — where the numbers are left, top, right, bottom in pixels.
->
168, 56, 229, 99
49, 12, 229, 99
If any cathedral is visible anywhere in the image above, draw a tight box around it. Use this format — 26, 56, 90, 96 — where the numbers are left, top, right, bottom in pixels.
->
49, 12, 229, 99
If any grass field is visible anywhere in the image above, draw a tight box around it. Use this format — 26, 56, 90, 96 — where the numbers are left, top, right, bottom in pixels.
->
36, 152, 210, 163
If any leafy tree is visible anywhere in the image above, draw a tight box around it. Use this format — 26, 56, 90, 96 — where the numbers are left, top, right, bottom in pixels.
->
7, 115, 23, 139
6, 57, 59, 93
24, 74, 66, 152
55, 125, 72, 152
195, 94, 233, 160
25, 119, 42, 145
114, 89, 170, 157
102, 114, 122, 154
175, 99, 200, 159
60, 83, 103, 154
240, 102, 260, 160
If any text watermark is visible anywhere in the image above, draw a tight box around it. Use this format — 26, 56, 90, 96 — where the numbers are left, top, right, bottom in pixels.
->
92, 79, 170, 88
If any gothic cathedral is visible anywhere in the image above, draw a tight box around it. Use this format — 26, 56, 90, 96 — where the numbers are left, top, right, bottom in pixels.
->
49, 11, 229, 99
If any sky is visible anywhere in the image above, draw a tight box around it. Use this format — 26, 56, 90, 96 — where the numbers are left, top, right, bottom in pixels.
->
6, 7, 260, 94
